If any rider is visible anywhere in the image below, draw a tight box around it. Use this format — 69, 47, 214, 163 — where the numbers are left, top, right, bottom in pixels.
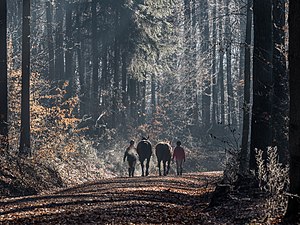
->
123, 140, 138, 177
172, 141, 186, 175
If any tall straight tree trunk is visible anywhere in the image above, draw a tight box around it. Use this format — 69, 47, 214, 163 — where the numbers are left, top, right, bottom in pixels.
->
75, 8, 85, 117
183, 0, 194, 127
140, 80, 146, 124
19, 0, 31, 156
249, 0, 273, 169
120, 45, 128, 130
211, 0, 218, 126
31, 0, 37, 58
284, 0, 300, 221
101, 45, 108, 110
100, 6, 109, 112
0, 0, 8, 149
120, 4, 129, 109
129, 77, 137, 121
200, 0, 210, 130
191, 0, 199, 128
272, 0, 288, 164
224, 0, 235, 126
91, 0, 99, 117
218, 0, 225, 124
10, 1, 22, 70
137, 80, 142, 124
184, 0, 198, 130
65, 2, 74, 97
54, 0, 65, 80
151, 73, 156, 116
46, 1, 54, 80
121, 47, 128, 108
238, 0, 247, 129
112, 4, 121, 128
84, 45, 92, 115
112, 43, 120, 128
239, 0, 252, 176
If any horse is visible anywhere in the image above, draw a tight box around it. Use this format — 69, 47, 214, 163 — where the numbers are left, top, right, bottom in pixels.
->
155, 142, 172, 176
136, 137, 152, 176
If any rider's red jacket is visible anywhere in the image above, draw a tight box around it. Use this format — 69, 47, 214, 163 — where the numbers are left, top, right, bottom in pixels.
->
172, 146, 185, 161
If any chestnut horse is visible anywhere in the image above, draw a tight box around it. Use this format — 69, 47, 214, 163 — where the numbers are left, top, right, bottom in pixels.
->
136, 137, 152, 176
155, 142, 171, 176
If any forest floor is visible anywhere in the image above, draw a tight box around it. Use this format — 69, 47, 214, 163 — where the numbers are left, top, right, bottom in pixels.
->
0, 171, 286, 225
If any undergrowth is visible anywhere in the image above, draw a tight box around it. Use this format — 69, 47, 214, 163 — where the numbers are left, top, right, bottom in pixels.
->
255, 146, 289, 221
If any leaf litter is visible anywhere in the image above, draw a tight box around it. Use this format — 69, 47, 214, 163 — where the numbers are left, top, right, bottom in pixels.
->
0, 171, 277, 224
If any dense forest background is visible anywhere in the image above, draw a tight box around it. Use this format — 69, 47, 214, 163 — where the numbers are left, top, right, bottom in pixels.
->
2, 0, 300, 221
3, 0, 264, 178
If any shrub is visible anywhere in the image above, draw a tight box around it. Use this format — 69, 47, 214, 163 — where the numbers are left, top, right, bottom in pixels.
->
255, 146, 289, 219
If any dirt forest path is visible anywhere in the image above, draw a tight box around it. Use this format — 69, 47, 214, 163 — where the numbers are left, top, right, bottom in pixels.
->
0, 172, 222, 224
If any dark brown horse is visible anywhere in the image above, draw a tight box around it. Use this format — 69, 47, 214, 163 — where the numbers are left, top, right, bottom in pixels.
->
136, 137, 152, 176
155, 142, 171, 176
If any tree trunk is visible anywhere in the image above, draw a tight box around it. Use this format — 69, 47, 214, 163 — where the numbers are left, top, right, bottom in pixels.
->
101, 44, 108, 111
129, 77, 137, 121
46, 1, 54, 80
75, 8, 85, 117
100, 5, 109, 113
65, 2, 74, 97
9, 1, 22, 70
200, 0, 210, 130
238, 0, 247, 129
224, 0, 235, 126
121, 39, 128, 131
19, 0, 31, 156
239, 0, 252, 176
112, 4, 121, 128
218, 0, 225, 124
120, 4, 129, 109
211, 0, 218, 126
191, 0, 199, 130
140, 80, 146, 124
31, 0, 37, 58
272, 0, 288, 164
91, 0, 99, 117
249, 0, 273, 170
0, 0, 8, 149
54, 0, 65, 80
183, 0, 193, 127
121, 48, 128, 108
151, 73, 156, 116
284, 0, 300, 221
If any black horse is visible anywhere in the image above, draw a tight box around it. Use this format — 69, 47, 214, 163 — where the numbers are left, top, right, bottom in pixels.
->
136, 137, 152, 176
155, 142, 171, 176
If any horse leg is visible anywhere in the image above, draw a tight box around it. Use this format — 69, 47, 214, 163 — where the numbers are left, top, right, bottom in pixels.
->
163, 161, 167, 176
166, 160, 170, 175
140, 160, 145, 176
158, 160, 162, 176
145, 158, 150, 176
